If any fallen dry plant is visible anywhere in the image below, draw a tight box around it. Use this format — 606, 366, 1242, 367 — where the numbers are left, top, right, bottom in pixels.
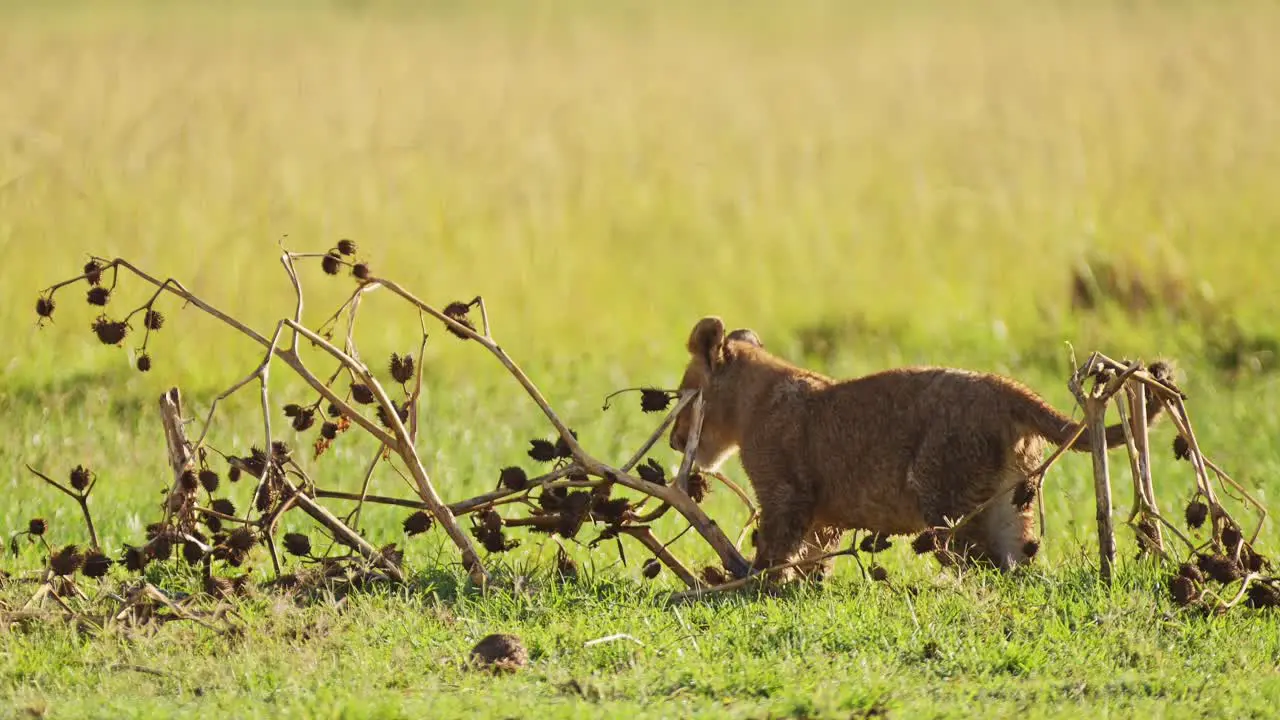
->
8, 242, 1277, 632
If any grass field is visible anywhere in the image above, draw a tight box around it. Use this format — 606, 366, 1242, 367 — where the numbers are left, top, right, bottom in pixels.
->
4, 1, 1280, 717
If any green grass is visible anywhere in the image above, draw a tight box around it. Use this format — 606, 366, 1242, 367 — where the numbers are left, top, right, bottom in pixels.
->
4, 1, 1280, 717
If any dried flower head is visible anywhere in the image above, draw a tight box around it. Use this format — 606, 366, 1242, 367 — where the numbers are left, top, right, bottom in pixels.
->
860, 534, 892, 554
1012, 480, 1036, 511
91, 315, 129, 345
50, 545, 85, 576
82, 550, 112, 578
86, 286, 111, 306
376, 401, 410, 429
291, 408, 316, 432
227, 527, 257, 553
911, 529, 941, 554
28, 518, 48, 536
687, 471, 710, 503
592, 497, 630, 523
180, 469, 199, 491
554, 429, 578, 460
283, 533, 312, 557
69, 465, 93, 491
321, 422, 339, 440
150, 536, 173, 561
637, 458, 666, 485
443, 301, 476, 339
642, 558, 662, 579
351, 262, 371, 280
84, 260, 103, 285
36, 295, 56, 320
321, 252, 343, 275
1185, 500, 1209, 529
469, 633, 528, 673
1222, 525, 1243, 552
1246, 582, 1280, 609
337, 239, 357, 256
1178, 562, 1204, 583
1022, 540, 1040, 559
527, 439, 557, 463
869, 566, 889, 582
204, 513, 223, 534
1197, 553, 1243, 584
1168, 575, 1197, 606
389, 353, 415, 384
182, 540, 205, 564
640, 389, 674, 413
404, 511, 434, 536
136, 353, 152, 372
199, 469, 220, 493
1172, 435, 1191, 461
499, 466, 528, 491
211, 498, 236, 517
228, 465, 242, 483
350, 383, 375, 405
123, 545, 149, 572
144, 310, 165, 330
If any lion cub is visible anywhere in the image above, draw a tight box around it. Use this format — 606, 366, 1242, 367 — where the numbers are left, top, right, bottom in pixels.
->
668, 316, 1169, 578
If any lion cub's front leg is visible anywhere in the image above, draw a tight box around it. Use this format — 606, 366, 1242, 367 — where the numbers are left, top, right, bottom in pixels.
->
750, 476, 816, 584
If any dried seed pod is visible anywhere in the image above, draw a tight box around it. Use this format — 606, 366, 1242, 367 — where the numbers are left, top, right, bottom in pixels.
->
28, 518, 47, 536
911, 529, 940, 554
592, 497, 630, 522
50, 545, 85, 576
204, 575, 235, 600
1011, 480, 1036, 511
150, 537, 173, 561
1172, 435, 1191, 461
1246, 582, 1280, 609
499, 466, 528, 491
204, 513, 223, 534
470, 633, 528, 673
86, 286, 111, 306
84, 260, 103, 285
1243, 547, 1267, 573
640, 389, 673, 413
82, 551, 112, 578
687, 471, 711, 503
869, 566, 889, 582
1184, 500, 1209, 529
283, 403, 303, 417
123, 545, 149, 572
182, 541, 205, 564
860, 534, 892, 554
144, 309, 165, 330
211, 498, 236, 517
1022, 540, 1040, 559
554, 430, 578, 460
180, 469, 199, 491
69, 465, 93, 491
404, 511, 434, 536
291, 409, 316, 432
1197, 553, 1243, 584
136, 353, 152, 372
227, 527, 257, 553
389, 353, 415, 384
443, 301, 476, 339
1222, 525, 1243, 552
36, 296, 56, 319
527, 439, 557, 463
283, 533, 312, 557
642, 558, 662, 579
637, 458, 666, 485
320, 422, 339, 440
350, 383, 375, 405
376, 401, 410, 429
336, 239, 357, 256
321, 252, 343, 275
228, 465, 242, 483
1168, 576, 1197, 606
199, 469, 220, 493
1178, 562, 1204, 583
91, 315, 129, 345
351, 263, 371, 280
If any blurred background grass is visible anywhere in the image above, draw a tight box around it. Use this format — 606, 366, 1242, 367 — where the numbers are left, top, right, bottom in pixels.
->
3, 0, 1279, 573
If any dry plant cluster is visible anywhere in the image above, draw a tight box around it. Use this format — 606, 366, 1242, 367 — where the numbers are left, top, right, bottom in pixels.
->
6, 242, 1278, 644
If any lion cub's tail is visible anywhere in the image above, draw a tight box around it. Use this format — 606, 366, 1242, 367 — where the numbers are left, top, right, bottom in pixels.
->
1013, 361, 1175, 453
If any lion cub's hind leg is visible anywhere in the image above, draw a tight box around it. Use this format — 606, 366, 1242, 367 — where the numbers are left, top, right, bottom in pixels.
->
792, 523, 845, 582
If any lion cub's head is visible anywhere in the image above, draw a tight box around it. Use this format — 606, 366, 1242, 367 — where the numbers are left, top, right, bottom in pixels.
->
668, 316, 765, 471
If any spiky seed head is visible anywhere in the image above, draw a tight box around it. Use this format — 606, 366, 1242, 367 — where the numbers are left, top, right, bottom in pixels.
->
150, 537, 173, 561
640, 389, 673, 413
228, 465, 242, 483
28, 518, 47, 536
141, 310, 164, 331
321, 252, 343, 275
321, 422, 338, 440
283, 403, 302, 417
182, 540, 204, 564
642, 558, 662, 579
91, 315, 129, 345
1185, 500, 1209, 529
36, 296, 56, 319
527, 439, 557, 463
86, 286, 111, 306
136, 353, 152, 372
199, 469, 220, 493
82, 551, 112, 578
50, 545, 85, 576
84, 260, 103, 285
860, 534, 892, 554
291, 409, 316, 432
272, 441, 291, 460
227, 527, 257, 553
145, 522, 166, 540
283, 533, 312, 557
499, 466, 528, 491
350, 383, 375, 404
1022, 540, 1040, 559
1169, 576, 1197, 606
686, 471, 710, 503
376, 401, 411, 429
351, 263, 371, 280
1244, 547, 1267, 573
180, 469, 198, 491
123, 545, 149, 572
1179, 562, 1204, 583
443, 301, 476, 339
637, 458, 666, 485
1197, 553, 1243, 584
204, 514, 223, 533
1012, 480, 1036, 511
1172, 435, 1191, 461
337, 239, 357, 256
554, 429, 578, 459
870, 566, 889, 582
911, 529, 940, 554
211, 498, 236, 517
69, 465, 93, 491
389, 353, 415, 384
592, 497, 630, 522
469, 633, 528, 673
404, 511, 434, 536
1222, 525, 1243, 551
1246, 582, 1280, 609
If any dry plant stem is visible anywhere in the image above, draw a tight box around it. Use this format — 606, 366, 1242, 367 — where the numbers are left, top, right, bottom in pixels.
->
158, 388, 195, 527
674, 393, 705, 493
344, 448, 384, 533
1124, 381, 1165, 553
1085, 393, 1116, 586
619, 391, 697, 472
1156, 396, 1221, 508
23, 466, 100, 550
1202, 457, 1269, 545
619, 527, 701, 589
316, 465, 579, 516
276, 476, 405, 582
374, 277, 751, 578
668, 547, 857, 602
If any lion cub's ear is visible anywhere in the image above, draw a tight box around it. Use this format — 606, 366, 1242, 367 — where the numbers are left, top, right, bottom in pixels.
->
687, 316, 727, 367
726, 328, 763, 348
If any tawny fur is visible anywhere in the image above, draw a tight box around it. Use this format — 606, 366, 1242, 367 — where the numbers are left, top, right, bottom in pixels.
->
668, 316, 1172, 580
